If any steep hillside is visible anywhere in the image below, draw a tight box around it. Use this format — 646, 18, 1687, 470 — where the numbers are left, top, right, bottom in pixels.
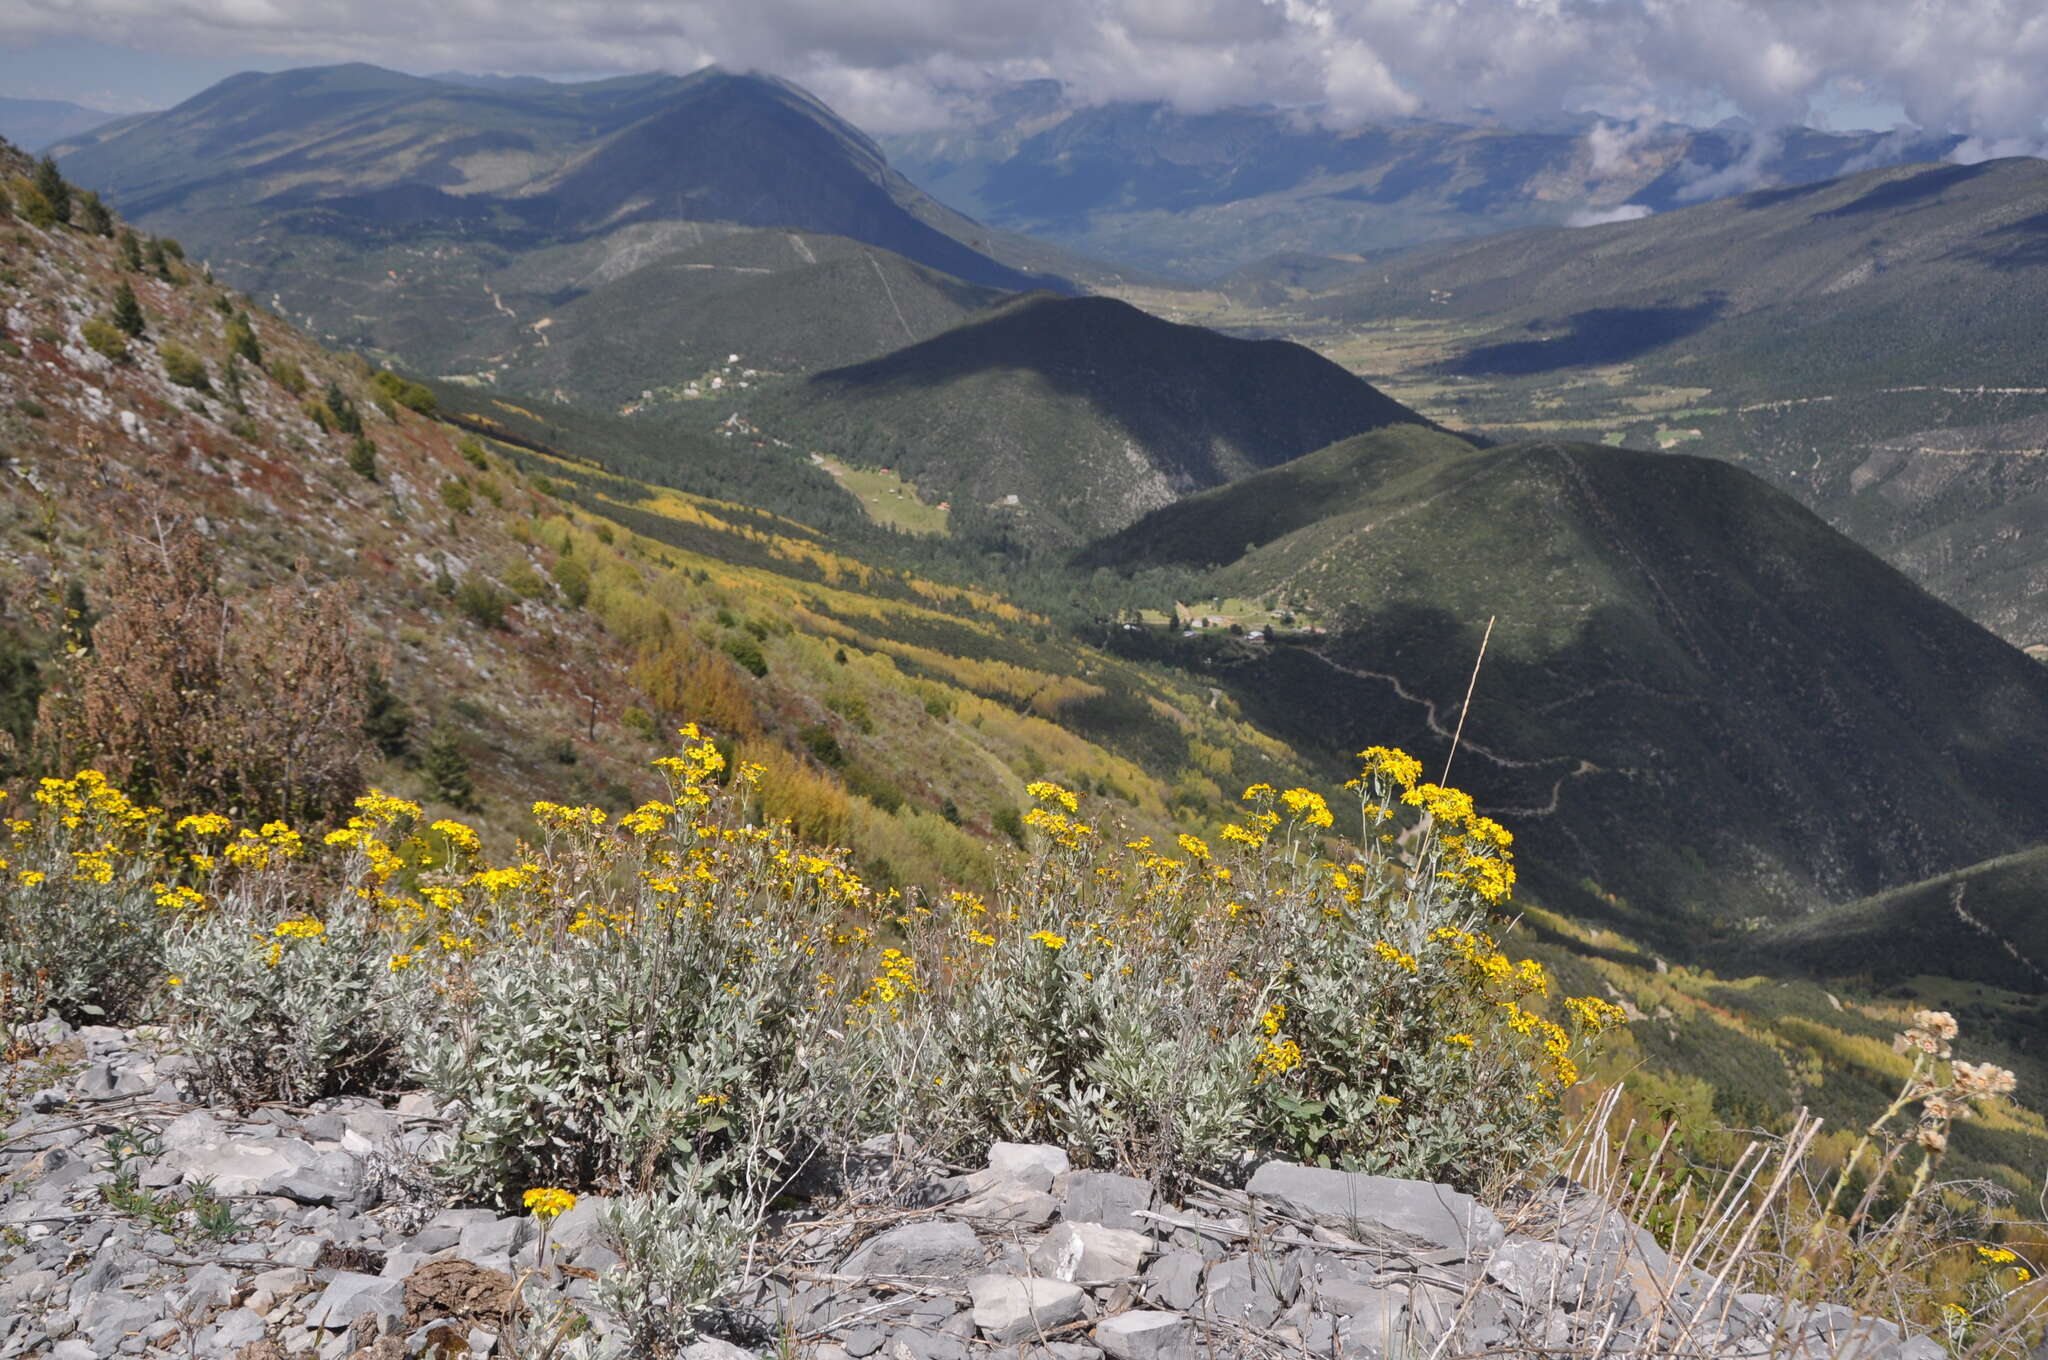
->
882, 83, 1959, 278
1314, 156, 2048, 393
755, 294, 1431, 548
1145, 156, 2048, 648
1089, 432, 2048, 935
492, 228, 1007, 408
1741, 847, 2048, 994
51, 65, 1059, 385
0, 143, 1324, 886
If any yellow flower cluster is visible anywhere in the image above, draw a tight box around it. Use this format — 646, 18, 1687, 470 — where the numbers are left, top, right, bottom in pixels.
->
223, 822, 304, 870
1253, 1002, 1304, 1079
1373, 940, 1420, 974
432, 819, 481, 854
522, 1187, 578, 1220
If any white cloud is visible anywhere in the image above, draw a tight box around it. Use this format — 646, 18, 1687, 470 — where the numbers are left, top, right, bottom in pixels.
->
3, 0, 2047, 148
1566, 204, 1654, 226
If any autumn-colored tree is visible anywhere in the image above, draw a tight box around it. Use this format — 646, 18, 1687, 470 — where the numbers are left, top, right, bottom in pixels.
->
48, 527, 368, 822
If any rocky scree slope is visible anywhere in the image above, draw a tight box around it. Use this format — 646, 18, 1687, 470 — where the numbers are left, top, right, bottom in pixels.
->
0, 1021, 1947, 1360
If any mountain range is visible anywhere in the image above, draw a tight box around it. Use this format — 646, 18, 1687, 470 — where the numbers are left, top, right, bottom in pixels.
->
11, 119, 2048, 1185
0, 96, 119, 152
1196, 155, 2048, 649
51, 64, 1074, 389
880, 81, 1962, 279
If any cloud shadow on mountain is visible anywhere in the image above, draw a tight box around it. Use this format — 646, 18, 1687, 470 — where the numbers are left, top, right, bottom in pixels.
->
1442, 299, 1726, 376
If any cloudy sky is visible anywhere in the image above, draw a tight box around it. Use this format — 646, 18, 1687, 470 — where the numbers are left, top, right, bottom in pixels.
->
1, 0, 2042, 155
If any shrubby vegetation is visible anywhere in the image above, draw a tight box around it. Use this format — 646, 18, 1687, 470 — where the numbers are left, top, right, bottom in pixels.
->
0, 731, 2036, 1351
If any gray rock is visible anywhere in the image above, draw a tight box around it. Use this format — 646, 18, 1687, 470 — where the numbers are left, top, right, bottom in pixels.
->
166, 1136, 358, 1206
457, 1214, 530, 1261
547, 1196, 611, 1253
947, 1183, 1058, 1225
886, 1328, 969, 1360
1056, 1172, 1154, 1231
47, 1342, 95, 1360
681, 1337, 757, 1360
174, 1263, 238, 1315
1093, 1311, 1193, 1360
1142, 1251, 1203, 1311
842, 1221, 987, 1279
275, 1235, 329, 1268
303, 1271, 404, 1333
1034, 1346, 1103, 1360
1201, 1255, 1286, 1328
412, 1208, 500, 1254
845, 1328, 886, 1357
1030, 1222, 1152, 1286
969, 1276, 1088, 1344
985, 1143, 1069, 1191
205, 1308, 270, 1353
1245, 1162, 1503, 1253
1484, 1235, 1586, 1303
1315, 1279, 1405, 1332
79, 1290, 163, 1351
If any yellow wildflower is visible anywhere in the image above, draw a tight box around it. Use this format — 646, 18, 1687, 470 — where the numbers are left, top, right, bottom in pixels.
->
432, 819, 481, 854
522, 1187, 578, 1220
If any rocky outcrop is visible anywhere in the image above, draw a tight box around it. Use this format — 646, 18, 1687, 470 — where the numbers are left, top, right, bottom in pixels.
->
0, 1024, 1944, 1360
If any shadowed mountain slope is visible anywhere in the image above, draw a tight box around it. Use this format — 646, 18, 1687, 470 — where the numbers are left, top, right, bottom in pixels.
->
1089, 430, 2048, 938
758, 294, 1431, 548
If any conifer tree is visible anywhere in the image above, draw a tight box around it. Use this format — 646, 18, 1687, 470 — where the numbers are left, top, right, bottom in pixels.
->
78, 190, 113, 238
361, 665, 412, 759
111, 281, 145, 338
347, 436, 378, 481
226, 315, 262, 366
145, 237, 172, 281
117, 229, 143, 272
325, 379, 364, 436
33, 156, 70, 225
421, 725, 475, 808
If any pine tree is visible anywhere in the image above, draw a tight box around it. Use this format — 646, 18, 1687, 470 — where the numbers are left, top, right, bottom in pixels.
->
421, 726, 475, 808
33, 156, 70, 226
324, 379, 363, 436
111, 281, 144, 338
78, 191, 113, 238
117, 229, 143, 272
145, 237, 172, 282
226, 315, 262, 366
361, 666, 412, 759
347, 436, 378, 481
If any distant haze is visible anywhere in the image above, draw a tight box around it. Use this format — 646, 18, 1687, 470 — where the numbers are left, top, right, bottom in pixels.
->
1, 0, 2045, 154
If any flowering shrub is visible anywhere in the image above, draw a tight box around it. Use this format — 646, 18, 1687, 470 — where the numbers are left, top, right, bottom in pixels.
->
874, 749, 1621, 1189
0, 774, 167, 1027
1, 730, 1628, 1339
